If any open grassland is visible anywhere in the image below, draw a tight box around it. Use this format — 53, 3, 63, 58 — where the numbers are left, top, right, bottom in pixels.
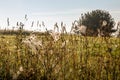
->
0, 33, 120, 80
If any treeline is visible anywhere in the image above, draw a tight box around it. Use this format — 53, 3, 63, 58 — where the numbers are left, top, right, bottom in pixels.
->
0, 29, 45, 35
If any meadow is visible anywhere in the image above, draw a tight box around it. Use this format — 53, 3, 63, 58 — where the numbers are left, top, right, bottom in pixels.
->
0, 29, 120, 80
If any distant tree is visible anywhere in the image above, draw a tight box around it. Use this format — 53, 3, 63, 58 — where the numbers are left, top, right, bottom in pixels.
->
78, 9, 115, 36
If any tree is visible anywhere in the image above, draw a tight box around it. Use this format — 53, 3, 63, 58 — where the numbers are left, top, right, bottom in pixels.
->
78, 9, 115, 36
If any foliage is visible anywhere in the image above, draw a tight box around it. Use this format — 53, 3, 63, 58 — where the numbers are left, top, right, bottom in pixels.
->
0, 33, 120, 80
79, 9, 115, 36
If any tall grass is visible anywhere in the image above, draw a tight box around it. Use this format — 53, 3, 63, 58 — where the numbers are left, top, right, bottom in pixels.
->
0, 30, 120, 79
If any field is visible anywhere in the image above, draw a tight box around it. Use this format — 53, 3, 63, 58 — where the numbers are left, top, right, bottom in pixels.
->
0, 30, 120, 80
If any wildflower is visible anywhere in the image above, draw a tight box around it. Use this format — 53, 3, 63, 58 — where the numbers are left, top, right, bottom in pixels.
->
29, 34, 37, 41
37, 21, 39, 27
115, 45, 118, 47
6, 41, 9, 44
61, 41, 66, 48
61, 40, 69, 48
31, 21, 34, 27
69, 68, 72, 72
54, 33, 60, 42
7, 18, 10, 26
42, 21, 45, 27
12, 73, 18, 80
61, 22, 67, 33
50, 50, 53, 55
22, 34, 43, 54
54, 22, 59, 32
78, 25, 87, 34
48, 30, 61, 42
19, 66, 23, 72
70, 22, 75, 33
17, 71, 21, 75
25, 14, 28, 21
12, 71, 20, 80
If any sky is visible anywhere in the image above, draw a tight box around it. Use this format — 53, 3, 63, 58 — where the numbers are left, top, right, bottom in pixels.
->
0, 0, 120, 32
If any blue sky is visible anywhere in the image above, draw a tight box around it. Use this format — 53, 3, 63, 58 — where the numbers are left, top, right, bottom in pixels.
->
0, 0, 120, 31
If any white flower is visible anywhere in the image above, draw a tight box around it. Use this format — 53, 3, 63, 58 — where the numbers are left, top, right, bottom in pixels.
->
12, 71, 20, 80
61, 41, 66, 48
17, 71, 21, 75
19, 66, 23, 72
6, 41, 9, 44
115, 45, 118, 48
22, 34, 43, 54
48, 30, 61, 42
61, 40, 69, 48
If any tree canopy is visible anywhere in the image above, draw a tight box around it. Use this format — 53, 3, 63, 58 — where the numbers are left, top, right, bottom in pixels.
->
79, 9, 115, 36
